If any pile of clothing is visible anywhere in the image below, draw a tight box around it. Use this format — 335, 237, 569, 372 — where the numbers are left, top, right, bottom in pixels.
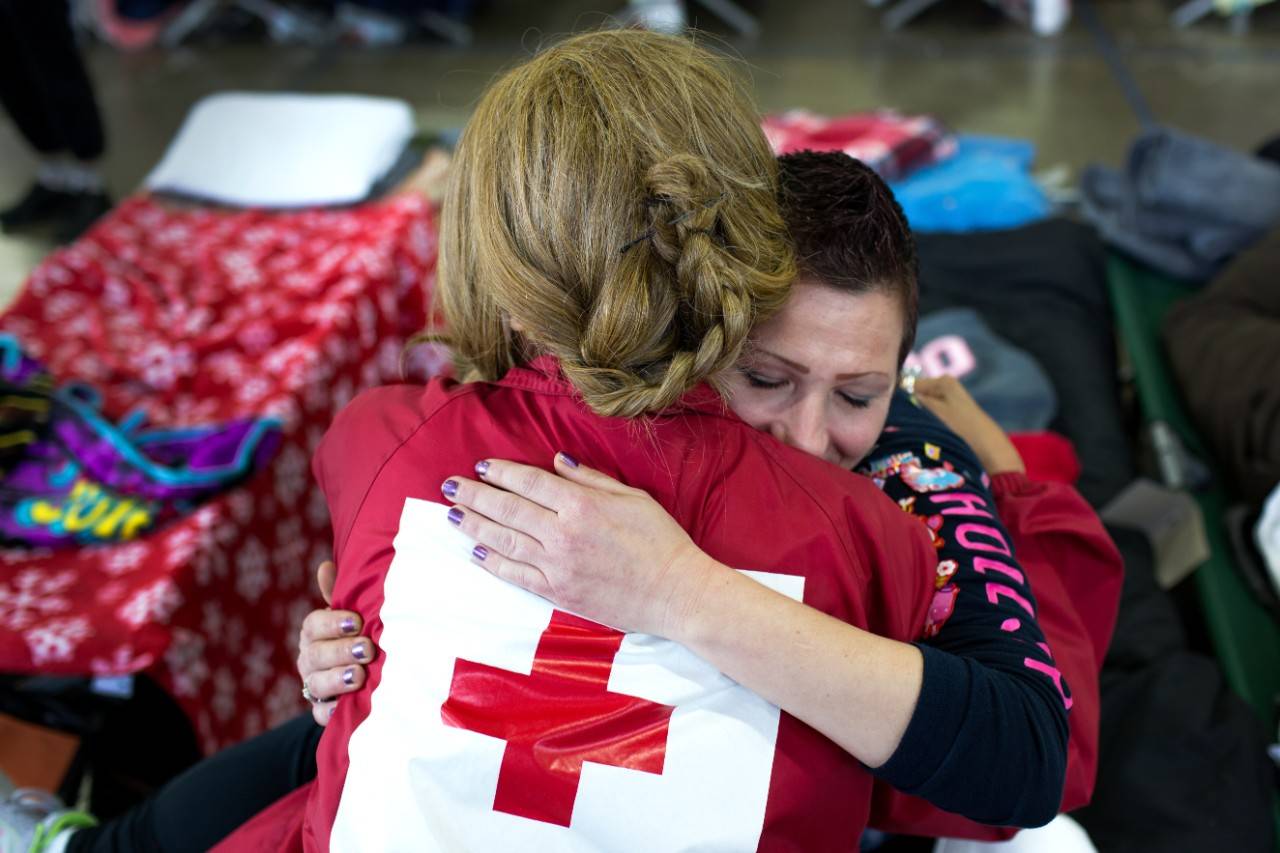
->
0, 335, 281, 549
1082, 126, 1280, 280
1164, 219, 1280, 620
905, 306, 1080, 484
763, 110, 1053, 234
908, 220, 1275, 853
1164, 220, 1280, 505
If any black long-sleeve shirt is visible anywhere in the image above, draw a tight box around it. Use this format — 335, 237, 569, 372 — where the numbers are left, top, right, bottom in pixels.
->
863, 391, 1070, 828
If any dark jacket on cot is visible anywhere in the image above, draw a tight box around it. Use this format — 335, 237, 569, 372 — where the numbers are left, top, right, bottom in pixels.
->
1164, 221, 1280, 505
915, 218, 1134, 509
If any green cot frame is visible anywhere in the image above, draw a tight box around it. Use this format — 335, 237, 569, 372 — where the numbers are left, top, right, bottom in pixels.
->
1106, 254, 1280, 845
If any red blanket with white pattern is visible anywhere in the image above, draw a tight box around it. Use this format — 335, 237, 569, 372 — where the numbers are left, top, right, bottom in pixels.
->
0, 193, 438, 753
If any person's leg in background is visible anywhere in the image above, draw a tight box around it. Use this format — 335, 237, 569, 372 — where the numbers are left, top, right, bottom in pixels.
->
48, 712, 323, 853
0, 0, 111, 243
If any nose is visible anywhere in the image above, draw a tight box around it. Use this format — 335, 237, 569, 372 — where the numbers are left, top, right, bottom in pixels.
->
770, 394, 832, 461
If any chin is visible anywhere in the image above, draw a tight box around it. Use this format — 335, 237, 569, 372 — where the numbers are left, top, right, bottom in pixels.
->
846, 447, 875, 470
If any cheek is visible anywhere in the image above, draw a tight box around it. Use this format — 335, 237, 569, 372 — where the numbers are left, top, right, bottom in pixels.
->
833, 402, 892, 465
723, 380, 773, 432
728, 398, 772, 433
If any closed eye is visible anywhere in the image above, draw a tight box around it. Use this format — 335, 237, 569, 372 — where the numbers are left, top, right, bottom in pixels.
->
742, 369, 787, 390
838, 392, 871, 409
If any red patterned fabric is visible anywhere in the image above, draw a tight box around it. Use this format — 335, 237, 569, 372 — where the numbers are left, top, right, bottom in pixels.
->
0, 193, 440, 753
762, 110, 957, 182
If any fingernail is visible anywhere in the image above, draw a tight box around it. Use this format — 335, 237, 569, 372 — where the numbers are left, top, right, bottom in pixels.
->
475, 460, 490, 476
472, 544, 489, 561
343, 667, 355, 686
352, 643, 367, 661
448, 507, 464, 526
329, 703, 337, 719
441, 479, 458, 499
340, 617, 356, 634
559, 452, 579, 468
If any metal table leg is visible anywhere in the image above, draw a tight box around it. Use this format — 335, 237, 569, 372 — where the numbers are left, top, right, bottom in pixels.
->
881, 0, 948, 30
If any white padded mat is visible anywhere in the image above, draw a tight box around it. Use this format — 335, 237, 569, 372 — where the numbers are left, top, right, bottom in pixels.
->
144, 92, 415, 208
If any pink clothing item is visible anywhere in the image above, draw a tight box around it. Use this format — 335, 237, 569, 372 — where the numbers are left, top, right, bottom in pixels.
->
762, 110, 958, 181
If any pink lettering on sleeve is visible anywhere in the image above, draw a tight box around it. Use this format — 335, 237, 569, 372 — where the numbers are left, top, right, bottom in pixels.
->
956, 523, 1014, 558
973, 555, 1026, 585
1024, 656, 1073, 710
933, 491, 994, 519
986, 582, 1035, 617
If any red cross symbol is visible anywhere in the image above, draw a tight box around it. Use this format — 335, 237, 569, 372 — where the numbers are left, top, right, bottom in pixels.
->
440, 609, 676, 827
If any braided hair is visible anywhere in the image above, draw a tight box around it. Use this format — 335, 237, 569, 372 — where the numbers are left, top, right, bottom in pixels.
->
433, 28, 795, 417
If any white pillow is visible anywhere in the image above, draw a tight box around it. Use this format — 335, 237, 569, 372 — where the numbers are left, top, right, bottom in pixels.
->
144, 92, 415, 208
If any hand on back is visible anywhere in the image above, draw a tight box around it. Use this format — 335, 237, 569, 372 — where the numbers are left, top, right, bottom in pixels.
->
441, 454, 722, 639
297, 560, 377, 725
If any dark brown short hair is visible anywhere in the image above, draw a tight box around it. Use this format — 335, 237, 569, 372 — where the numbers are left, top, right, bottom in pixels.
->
777, 150, 918, 366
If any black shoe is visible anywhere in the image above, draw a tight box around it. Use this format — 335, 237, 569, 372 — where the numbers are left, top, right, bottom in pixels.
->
53, 191, 112, 244
0, 182, 80, 232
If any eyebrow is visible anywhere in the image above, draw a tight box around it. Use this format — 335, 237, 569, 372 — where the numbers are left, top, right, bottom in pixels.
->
754, 348, 891, 382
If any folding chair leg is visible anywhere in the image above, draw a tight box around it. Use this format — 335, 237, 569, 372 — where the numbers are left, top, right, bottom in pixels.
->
1172, 0, 1216, 28
882, 0, 947, 31
694, 0, 761, 37
1229, 7, 1252, 35
419, 9, 473, 46
160, 0, 221, 47
237, 0, 329, 44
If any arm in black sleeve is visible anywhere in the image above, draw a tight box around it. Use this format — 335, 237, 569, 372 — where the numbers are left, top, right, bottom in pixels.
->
860, 390, 1069, 827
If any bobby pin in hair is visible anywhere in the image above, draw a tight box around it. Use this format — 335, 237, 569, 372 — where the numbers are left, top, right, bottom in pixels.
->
618, 193, 729, 255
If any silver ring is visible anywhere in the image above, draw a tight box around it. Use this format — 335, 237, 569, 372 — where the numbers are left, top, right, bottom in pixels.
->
899, 367, 921, 396
302, 682, 318, 704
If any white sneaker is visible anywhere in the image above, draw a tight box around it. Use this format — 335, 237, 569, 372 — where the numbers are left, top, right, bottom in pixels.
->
0, 775, 96, 853
934, 813, 1097, 853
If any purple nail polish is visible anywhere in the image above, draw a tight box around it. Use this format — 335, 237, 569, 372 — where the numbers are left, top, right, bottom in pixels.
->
448, 507, 465, 526
559, 452, 579, 468
340, 617, 356, 634
472, 544, 489, 561
475, 460, 490, 476
441, 479, 459, 499
352, 643, 367, 661
343, 667, 355, 686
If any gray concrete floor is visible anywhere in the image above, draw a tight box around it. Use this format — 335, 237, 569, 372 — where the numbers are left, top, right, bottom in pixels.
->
2, 0, 1279, 306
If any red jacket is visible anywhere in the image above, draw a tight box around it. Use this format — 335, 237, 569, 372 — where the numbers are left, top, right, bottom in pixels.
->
219, 355, 938, 852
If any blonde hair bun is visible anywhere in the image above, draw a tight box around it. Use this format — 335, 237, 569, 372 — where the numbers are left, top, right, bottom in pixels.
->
436, 29, 795, 417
